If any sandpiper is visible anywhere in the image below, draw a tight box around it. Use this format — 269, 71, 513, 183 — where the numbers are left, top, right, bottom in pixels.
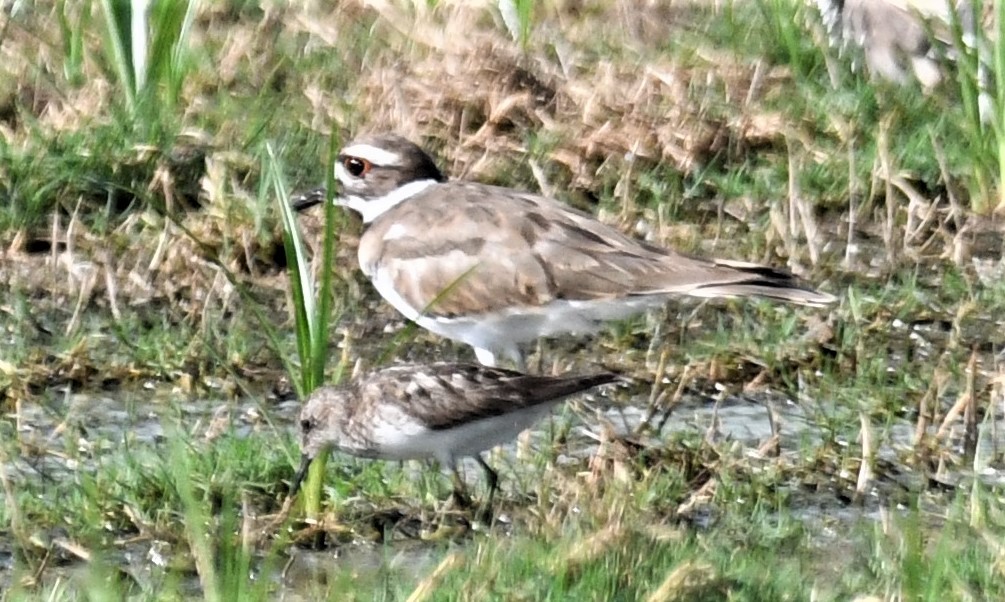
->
296, 134, 835, 369
289, 362, 617, 505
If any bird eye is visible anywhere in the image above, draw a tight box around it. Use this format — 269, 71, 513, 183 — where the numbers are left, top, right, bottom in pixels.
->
300, 418, 315, 433
342, 157, 371, 178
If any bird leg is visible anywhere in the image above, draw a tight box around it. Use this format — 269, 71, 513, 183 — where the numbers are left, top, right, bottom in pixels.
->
514, 350, 528, 375
449, 465, 473, 509
475, 454, 499, 507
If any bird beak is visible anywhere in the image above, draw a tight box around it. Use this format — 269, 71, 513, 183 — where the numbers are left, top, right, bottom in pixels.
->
290, 188, 325, 212
289, 454, 313, 495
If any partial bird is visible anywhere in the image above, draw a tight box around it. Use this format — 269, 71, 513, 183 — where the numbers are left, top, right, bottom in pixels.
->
814, 0, 992, 119
295, 133, 835, 369
290, 362, 617, 506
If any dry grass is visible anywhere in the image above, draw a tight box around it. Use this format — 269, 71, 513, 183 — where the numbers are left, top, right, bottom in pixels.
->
0, 0, 791, 285
2, 0, 973, 311
343, 1, 794, 189
0, 0, 824, 397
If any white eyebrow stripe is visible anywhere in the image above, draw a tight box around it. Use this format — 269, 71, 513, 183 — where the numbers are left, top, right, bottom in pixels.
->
341, 144, 403, 166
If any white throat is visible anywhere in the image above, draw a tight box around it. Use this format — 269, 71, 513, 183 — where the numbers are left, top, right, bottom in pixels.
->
339, 179, 437, 223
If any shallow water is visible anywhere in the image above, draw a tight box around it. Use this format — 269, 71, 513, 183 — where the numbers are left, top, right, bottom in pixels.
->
6, 368, 1004, 597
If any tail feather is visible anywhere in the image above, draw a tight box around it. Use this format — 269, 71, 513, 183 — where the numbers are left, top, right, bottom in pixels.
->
687, 259, 836, 307
688, 283, 836, 307
516, 372, 620, 405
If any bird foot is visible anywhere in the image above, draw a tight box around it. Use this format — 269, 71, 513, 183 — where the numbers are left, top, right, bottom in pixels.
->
449, 488, 474, 510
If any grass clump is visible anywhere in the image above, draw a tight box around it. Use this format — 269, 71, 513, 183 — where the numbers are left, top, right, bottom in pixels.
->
268, 132, 346, 519
95, 0, 197, 122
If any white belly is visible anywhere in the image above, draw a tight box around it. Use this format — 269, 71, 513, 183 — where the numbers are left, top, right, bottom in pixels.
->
358, 403, 559, 465
369, 268, 666, 362
422, 296, 663, 351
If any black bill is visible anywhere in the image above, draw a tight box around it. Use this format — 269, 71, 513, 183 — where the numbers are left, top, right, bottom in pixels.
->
289, 454, 313, 495
290, 187, 326, 212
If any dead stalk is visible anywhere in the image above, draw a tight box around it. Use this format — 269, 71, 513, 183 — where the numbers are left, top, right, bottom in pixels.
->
787, 139, 821, 265
877, 121, 898, 263
936, 351, 978, 443
638, 347, 671, 432
406, 552, 465, 602
844, 131, 857, 269
913, 363, 948, 448
786, 142, 799, 262
963, 348, 979, 463
758, 401, 781, 458
50, 208, 60, 273
855, 412, 874, 500
654, 363, 694, 434
103, 250, 122, 321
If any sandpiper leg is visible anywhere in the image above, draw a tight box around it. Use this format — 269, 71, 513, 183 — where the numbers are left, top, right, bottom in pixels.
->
475, 454, 499, 505
449, 465, 473, 509
473, 455, 499, 524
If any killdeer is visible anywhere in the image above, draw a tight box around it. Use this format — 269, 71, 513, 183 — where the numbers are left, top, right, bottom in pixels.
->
289, 362, 616, 505
296, 133, 835, 369
815, 0, 991, 118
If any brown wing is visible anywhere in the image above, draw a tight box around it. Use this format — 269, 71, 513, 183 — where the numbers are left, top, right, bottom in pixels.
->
367, 363, 616, 431
359, 182, 832, 317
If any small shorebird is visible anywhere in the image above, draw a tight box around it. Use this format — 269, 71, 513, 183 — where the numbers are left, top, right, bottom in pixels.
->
289, 362, 617, 505
814, 0, 991, 118
295, 134, 835, 369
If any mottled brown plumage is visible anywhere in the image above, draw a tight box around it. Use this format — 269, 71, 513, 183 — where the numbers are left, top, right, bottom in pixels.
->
359, 180, 833, 318
289, 362, 617, 504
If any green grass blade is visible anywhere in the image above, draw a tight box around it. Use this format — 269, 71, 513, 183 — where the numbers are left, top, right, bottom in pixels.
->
302, 130, 346, 519
499, 0, 534, 49
996, 0, 1005, 209
269, 143, 317, 396
309, 129, 343, 389
939, 0, 999, 212
146, 0, 194, 106
98, 0, 137, 110
266, 134, 348, 518
172, 0, 198, 103
57, 0, 89, 85
170, 440, 221, 602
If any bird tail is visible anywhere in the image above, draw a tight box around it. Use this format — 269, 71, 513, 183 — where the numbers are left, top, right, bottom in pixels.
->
688, 259, 837, 307
519, 372, 620, 405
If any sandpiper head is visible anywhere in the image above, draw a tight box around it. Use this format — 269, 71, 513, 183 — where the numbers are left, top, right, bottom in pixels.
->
335, 134, 446, 222
290, 386, 350, 494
